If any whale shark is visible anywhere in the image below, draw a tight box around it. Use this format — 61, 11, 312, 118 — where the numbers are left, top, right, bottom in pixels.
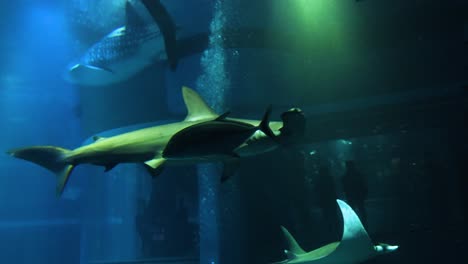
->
274, 199, 398, 264
65, 1, 171, 86
6, 86, 284, 197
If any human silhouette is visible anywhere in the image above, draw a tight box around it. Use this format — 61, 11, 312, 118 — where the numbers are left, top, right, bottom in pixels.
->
316, 165, 340, 239
342, 160, 368, 228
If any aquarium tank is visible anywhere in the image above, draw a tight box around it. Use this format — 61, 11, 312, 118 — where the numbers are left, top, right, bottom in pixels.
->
0, 0, 467, 264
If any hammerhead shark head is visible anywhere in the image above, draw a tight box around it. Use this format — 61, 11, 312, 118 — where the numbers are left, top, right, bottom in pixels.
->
274, 199, 398, 264
6, 87, 283, 197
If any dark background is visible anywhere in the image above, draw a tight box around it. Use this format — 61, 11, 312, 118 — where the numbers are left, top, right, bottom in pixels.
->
0, 0, 467, 263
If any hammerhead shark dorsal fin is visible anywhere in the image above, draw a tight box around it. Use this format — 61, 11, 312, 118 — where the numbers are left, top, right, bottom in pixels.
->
280, 226, 306, 256
182, 86, 218, 122
125, 1, 145, 29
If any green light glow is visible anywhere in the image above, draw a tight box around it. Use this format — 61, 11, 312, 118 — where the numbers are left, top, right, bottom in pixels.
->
294, 0, 344, 35
269, 0, 351, 53
266, 0, 360, 100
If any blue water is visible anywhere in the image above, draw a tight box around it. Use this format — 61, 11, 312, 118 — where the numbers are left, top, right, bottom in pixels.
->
1, 1, 467, 264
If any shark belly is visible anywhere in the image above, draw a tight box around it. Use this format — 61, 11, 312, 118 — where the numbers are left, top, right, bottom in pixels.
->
66, 128, 174, 166
66, 143, 158, 166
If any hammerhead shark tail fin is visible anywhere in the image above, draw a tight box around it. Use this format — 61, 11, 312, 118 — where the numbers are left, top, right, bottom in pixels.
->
182, 86, 218, 122
280, 226, 306, 257
259, 105, 275, 139
6, 146, 75, 197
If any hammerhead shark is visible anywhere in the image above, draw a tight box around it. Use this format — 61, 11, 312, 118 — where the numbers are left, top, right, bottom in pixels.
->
274, 199, 398, 264
6, 86, 283, 197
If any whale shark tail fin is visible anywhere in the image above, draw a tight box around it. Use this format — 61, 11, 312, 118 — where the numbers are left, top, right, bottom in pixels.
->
7, 146, 75, 197
182, 86, 218, 122
280, 226, 306, 258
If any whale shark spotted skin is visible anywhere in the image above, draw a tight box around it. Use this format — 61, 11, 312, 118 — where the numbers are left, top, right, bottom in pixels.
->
65, 1, 166, 87
274, 200, 399, 264
6, 86, 284, 197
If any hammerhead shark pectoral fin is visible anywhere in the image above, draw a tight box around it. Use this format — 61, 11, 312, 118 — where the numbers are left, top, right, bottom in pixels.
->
144, 158, 166, 178
221, 159, 240, 183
